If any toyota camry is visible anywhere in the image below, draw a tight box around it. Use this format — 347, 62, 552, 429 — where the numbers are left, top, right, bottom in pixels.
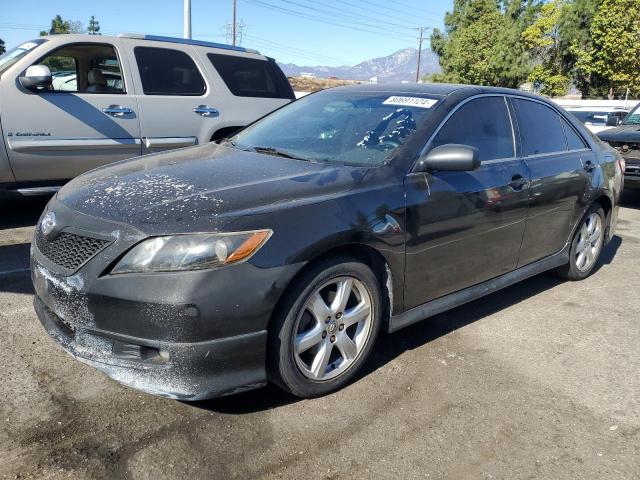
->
31, 84, 623, 400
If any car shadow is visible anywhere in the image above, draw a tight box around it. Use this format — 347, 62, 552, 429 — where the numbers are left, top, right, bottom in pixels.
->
0, 196, 49, 230
0, 243, 34, 295
194, 236, 623, 415
620, 187, 640, 209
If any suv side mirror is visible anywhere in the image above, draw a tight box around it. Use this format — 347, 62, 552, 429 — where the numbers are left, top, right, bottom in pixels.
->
415, 144, 481, 172
19, 65, 52, 91
606, 115, 621, 127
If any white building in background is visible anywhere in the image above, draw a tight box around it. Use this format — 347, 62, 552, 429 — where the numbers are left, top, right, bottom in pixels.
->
300, 72, 316, 79
369, 76, 378, 83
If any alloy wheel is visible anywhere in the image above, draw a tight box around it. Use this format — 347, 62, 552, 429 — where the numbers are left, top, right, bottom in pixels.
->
293, 276, 373, 381
575, 212, 603, 272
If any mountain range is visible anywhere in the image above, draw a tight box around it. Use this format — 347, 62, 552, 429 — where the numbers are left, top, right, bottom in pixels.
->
278, 48, 441, 83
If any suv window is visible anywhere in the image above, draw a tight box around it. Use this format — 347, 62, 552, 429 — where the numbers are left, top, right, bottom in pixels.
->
513, 99, 566, 156
134, 47, 206, 96
432, 96, 514, 161
38, 43, 125, 94
561, 117, 587, 150
208, 53, 293, 99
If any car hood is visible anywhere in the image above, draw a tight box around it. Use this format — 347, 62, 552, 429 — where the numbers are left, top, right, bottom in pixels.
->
597, 124, 640, 143
57, 143, 367, 233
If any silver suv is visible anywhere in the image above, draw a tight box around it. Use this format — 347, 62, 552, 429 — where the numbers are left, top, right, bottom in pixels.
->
0, 34, 294, 196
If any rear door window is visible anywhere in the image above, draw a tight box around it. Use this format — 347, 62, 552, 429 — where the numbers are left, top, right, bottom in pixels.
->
513, 99, 566, 156
134, 47, 206, 96
207, 53, 293, 99
432, 96, 514, 161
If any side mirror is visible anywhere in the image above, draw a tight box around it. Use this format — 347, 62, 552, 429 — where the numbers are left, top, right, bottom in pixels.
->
19, 65, 52, 91
415, 144, 481, 172
606, 115, 620, 127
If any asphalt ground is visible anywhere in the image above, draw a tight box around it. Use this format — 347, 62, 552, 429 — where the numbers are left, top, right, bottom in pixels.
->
1, 191, 639, 479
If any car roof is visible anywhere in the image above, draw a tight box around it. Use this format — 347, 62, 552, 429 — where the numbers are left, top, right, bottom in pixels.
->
330, 82, 549, 101
39, 33, 260, 55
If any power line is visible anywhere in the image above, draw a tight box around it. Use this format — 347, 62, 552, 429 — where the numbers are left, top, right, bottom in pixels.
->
243, 33, 351, 64
241, 0, 417, 41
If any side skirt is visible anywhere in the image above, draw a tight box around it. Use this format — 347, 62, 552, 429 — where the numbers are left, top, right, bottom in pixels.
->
388, 248, 570, 333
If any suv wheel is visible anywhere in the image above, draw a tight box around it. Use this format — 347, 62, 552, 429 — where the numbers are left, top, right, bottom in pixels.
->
555, 204, 605, 280
268, 257, 382, 397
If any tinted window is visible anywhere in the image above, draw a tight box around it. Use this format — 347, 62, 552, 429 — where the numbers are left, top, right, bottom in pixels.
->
208, 53, 293, 99
432, 96, 514, 161
561, 118, 587, 150
513, 99, 566, 156
134, 47, 205, 95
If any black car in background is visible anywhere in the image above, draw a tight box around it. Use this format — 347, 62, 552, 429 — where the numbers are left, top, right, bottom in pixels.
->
31, 84, 623, 400
597, 103, 640, 187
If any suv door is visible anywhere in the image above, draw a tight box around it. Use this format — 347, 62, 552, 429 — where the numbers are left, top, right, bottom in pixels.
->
123, 41, 224, 153
510, 98, 594, 266
404, 95, 530, 309
0, 40, 141, 181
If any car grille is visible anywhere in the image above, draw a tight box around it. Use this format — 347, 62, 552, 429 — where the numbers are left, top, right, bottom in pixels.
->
35, 228, 110, 271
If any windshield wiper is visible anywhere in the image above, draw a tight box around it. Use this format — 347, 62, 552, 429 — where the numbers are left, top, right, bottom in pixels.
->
253, 146, 304, 160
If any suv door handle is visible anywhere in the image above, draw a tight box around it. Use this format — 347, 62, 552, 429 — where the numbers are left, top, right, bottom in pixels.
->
509, 174, 528, 191
583, 160, 595, 172
102, 105, 133, 117
193, 105, 219, 117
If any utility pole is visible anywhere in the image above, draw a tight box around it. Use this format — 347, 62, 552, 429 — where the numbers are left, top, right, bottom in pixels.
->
414, 27, 429, 83
184, 0, 192, 39
232, 0, 237, 46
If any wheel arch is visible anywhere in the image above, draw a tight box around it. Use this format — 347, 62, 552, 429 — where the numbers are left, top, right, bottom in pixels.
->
593, 194, 614, 242
267, 243, 396, 336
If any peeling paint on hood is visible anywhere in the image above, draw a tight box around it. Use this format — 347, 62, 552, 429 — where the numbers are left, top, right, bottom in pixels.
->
57, 143, 365, 232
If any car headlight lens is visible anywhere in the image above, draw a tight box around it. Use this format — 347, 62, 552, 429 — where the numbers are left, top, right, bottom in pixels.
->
111, 230, 272, 274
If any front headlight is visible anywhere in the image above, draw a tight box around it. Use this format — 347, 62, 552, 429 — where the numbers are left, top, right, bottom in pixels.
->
110, 230, 272, 274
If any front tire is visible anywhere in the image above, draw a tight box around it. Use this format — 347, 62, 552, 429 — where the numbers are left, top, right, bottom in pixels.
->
268, 257, 382, 398
554, 204, 605, 280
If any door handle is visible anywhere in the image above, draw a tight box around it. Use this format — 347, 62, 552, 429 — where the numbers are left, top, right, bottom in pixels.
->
102, 105, 133, 117
508, 174, 528, 191
583, 160, 595, 172
193, 105, 219, 117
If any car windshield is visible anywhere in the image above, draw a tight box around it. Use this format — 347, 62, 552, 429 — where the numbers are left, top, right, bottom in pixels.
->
231, 90, 440, 166
0, 39, 46, 76
622, 104, 640, 125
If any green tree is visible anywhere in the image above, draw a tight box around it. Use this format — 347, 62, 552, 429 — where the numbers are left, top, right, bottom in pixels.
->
558, 0, 604, 97
39, 15, 84, 36
575, 0, 640, 99
0, 38, 5, 55
429, 0, 540, 88
87, 16, 101, 35
522, 0, 570, 96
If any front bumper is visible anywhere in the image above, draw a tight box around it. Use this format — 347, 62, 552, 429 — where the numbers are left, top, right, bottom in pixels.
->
31, 200, 302, 400
33, 295, 267, 400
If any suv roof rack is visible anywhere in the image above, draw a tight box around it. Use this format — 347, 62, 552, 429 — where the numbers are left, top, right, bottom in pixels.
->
117, 33, 260, 54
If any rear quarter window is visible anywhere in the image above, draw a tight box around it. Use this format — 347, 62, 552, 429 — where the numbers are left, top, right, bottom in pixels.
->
207, 53, 293, 99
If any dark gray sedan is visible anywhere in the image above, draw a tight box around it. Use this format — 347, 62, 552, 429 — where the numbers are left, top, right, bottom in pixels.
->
31, 84, 623, 400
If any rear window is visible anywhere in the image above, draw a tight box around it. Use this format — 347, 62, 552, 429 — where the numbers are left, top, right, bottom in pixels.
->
513, 99, 566, 156
208, 53, 293, 99
561, 117, 587, 150
134, 47, 206, 96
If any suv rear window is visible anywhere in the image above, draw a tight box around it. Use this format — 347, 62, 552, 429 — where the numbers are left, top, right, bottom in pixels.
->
208, 53, 293, 99
134, 47, 206, 96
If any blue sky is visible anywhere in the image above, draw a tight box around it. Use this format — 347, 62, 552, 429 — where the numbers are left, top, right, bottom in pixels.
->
0, 0, 451, 66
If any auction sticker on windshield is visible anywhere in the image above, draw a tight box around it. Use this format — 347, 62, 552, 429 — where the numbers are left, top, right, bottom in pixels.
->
383, 96, 438, 109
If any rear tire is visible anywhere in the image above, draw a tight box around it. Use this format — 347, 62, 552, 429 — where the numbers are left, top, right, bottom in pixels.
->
554, 204, 605, 280
267, 256, 382, 398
